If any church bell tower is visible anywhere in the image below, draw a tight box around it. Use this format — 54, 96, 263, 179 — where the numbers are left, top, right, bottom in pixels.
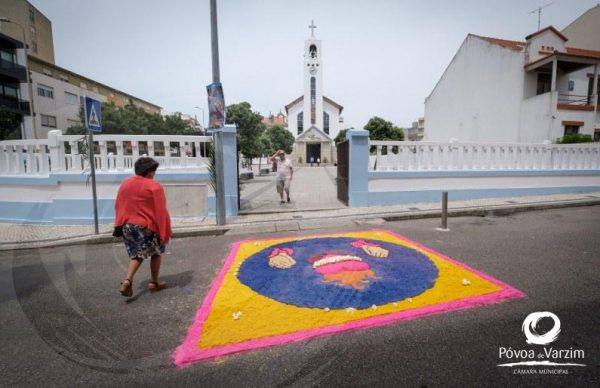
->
303, 20, 324, 132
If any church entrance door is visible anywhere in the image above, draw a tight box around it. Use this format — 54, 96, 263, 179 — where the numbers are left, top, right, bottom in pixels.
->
306, 143, 321, 164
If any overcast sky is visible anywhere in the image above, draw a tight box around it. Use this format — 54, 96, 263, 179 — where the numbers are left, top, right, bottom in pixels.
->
29, 0, 598, 129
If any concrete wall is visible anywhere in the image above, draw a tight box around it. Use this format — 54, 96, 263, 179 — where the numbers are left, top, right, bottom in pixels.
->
0, 0, 55, 64
0, 172, 212, 224
425, 36, 525, 142
562, 5, 600, 51
517, 92, 555, 143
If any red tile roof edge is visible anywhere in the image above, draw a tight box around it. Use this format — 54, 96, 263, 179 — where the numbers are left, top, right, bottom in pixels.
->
525, 26, 568, 42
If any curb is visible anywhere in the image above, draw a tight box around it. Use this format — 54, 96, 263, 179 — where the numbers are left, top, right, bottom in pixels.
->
1, 198, 599, 252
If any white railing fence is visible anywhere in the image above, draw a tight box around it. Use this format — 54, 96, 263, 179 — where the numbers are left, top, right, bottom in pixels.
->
0, 139, 50, 176
369, 141, 600, 171
0, 130, 213, 176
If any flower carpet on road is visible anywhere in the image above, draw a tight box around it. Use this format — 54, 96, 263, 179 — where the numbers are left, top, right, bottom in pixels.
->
173, 229, 524, 366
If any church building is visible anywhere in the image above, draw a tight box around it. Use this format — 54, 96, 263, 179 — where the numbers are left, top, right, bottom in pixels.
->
285, 21, 343, 165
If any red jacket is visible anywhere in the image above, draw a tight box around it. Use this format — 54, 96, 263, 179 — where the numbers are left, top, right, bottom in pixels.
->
114, 175, 171, 244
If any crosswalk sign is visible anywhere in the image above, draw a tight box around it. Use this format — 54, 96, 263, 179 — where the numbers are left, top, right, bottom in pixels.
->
84, 97, 102, 132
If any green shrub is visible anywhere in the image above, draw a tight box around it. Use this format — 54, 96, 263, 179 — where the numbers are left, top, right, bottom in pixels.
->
557, 133, 594, 144
323, 157, 328, 163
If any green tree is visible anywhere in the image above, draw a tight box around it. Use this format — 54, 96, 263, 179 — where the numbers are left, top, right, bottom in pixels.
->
65, 102, 193, 135
225, 102, 265, 161
256, 134, 273, 171
364, 116, 404, 141
263, 125, 294, 154
0, 108, 23, 140
334, 128, 348, 144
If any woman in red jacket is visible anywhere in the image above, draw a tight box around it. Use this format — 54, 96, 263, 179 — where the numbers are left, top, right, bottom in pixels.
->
115, 157, 171, 297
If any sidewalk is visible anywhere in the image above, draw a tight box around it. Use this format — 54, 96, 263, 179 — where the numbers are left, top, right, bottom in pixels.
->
240, 166, 344, 213
1, 190, 599, 251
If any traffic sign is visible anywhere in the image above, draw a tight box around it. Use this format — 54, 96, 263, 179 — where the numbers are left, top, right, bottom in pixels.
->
84, 97, 102, 132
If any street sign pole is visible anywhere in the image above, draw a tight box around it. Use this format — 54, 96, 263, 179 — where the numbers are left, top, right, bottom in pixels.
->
88, 129, 99, 234
84, 96, 102, 234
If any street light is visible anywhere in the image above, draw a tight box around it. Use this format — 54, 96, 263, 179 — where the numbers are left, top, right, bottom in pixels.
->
193, 106, 205, 131
0, 17, 36, 139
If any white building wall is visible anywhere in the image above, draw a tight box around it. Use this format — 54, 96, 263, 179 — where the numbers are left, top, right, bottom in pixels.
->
517, 92, 555, 142
425, 36, 525, 142
323, 100, 340, 140
287, 102, 302, 139
525, 31, 566, 63
31, 72, 105, 138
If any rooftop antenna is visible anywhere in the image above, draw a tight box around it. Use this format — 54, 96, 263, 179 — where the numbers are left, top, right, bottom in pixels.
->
529, 2, 554, 30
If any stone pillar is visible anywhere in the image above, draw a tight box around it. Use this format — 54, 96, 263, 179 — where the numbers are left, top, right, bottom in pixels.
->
47, 130, 63, 172
346, 128, 369, 207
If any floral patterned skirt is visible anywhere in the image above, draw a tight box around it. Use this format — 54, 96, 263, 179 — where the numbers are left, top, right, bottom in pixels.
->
122, 224, 165, 260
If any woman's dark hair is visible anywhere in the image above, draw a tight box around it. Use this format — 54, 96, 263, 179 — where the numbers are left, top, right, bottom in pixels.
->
134, 157, 159, 176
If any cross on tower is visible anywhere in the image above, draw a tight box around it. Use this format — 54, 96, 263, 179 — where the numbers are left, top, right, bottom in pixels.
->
309, 20, 317, 37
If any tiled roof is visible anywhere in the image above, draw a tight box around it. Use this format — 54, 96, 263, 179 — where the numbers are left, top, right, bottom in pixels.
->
482, 37, 526, 51
565, 47, 600, 59
525, 26, 568, 42
480, 35, 600, 60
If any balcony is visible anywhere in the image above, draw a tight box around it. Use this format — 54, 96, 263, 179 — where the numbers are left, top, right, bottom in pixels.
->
0, 58, 27, 81
0, 95, 30, 115
557, 94, 598, 111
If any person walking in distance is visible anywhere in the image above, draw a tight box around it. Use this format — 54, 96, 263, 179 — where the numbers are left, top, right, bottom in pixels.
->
271, 149, 293, 204
114, 157, 172, 297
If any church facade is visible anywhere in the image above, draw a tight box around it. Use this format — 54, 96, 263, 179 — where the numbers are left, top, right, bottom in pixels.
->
285, 23, 343, 165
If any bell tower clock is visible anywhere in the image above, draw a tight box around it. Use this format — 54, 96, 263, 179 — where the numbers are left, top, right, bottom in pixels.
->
303, 20, 324, 131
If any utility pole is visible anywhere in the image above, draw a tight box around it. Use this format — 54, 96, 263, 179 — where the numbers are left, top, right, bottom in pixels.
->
209, 0, 226, 226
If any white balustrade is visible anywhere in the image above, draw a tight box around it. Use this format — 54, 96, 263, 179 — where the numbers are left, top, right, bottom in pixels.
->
0, 131, 213, 176
0, 139, 50, 176
369, 141, 600, 171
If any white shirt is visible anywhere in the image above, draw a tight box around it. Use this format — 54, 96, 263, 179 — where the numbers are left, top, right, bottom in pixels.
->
276, 157, 292, 179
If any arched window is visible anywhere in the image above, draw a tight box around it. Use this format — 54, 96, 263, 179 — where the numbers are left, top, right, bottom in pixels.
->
309, 44, 317, 59
323, 112, 329, 135
297, 112, 303, 135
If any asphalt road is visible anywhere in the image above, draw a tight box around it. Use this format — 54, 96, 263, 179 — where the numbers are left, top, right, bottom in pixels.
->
1, 206, 599, 387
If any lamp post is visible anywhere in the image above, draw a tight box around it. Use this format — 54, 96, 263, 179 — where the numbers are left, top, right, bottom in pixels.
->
0, 17, 36, 139
194, 105, 205, 132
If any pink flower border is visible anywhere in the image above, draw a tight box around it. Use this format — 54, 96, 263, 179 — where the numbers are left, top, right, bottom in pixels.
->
172, 229, 525, 367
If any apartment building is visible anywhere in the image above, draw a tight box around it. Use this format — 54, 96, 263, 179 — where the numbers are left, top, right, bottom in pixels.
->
29, 57, 161, 138
0, 0, 162, 138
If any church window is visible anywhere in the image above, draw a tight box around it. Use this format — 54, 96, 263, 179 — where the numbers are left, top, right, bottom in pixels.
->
323, 112, 329, 134
309, 44, 317, 59
297, 112, 303, 135
310, 77, 316, 124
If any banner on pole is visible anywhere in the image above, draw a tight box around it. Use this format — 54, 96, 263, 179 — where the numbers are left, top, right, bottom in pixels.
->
207, 82, 225, 129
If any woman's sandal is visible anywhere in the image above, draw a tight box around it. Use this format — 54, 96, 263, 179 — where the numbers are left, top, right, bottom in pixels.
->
120, 278, 133, 297
148, 281, 167, 293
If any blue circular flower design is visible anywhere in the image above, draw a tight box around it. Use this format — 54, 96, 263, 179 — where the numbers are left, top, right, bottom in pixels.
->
237, 237, 439, 309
